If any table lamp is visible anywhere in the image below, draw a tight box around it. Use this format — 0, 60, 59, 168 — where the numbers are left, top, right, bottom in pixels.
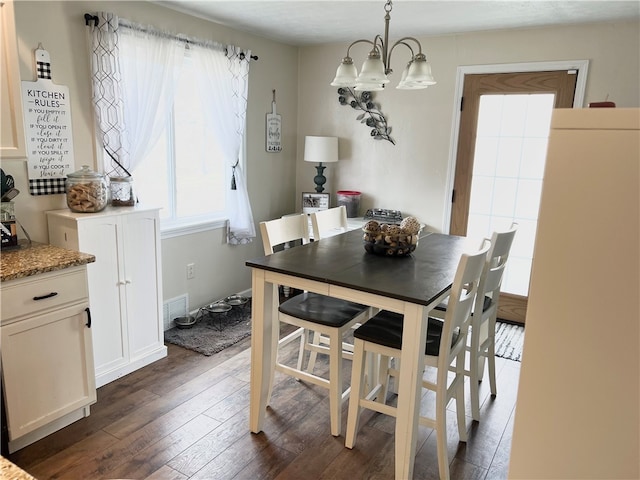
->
304, 136, 338, 193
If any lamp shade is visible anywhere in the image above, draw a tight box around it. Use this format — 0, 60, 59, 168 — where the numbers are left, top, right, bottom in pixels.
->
304, 136, 339, 164
356, 51, 389, 86
404, 56, 437, 86
330, 58, 358, 87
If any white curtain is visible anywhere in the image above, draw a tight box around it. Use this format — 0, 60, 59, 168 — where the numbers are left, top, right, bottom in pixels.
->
87, 14, 184, 176
87, 14, 255, 245
87, 12, 127, 173
191, 43, 255, 245
118, 22, 184, 175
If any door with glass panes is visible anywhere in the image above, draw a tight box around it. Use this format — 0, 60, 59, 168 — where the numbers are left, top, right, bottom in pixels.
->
450, 70, 577, 323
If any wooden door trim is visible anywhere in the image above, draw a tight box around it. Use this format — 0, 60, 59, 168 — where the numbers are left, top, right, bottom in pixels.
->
443, 60, 589, 233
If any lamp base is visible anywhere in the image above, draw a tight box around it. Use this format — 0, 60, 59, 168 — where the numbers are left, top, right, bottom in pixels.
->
313, 163, 327, 193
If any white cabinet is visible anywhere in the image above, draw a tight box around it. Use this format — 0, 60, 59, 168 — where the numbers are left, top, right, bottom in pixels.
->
509, 109, 640, 479
0, 0, 26, 158
1, 266, 96, 453
47, 206, 167, 387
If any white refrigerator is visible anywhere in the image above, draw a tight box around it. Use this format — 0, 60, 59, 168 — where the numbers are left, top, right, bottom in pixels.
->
509, 108, 639, 479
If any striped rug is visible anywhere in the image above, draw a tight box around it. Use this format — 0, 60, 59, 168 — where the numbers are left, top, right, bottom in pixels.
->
494, 321, 525, 362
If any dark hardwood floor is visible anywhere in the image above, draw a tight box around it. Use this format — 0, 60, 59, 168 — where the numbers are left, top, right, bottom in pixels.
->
8, 323, 521, 480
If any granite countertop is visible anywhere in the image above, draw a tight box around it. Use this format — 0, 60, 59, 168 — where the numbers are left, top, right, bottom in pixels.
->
1, 241, 95, 282
0, 456, 37, 480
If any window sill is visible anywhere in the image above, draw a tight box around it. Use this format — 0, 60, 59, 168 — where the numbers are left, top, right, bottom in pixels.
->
160, 218, 227, 239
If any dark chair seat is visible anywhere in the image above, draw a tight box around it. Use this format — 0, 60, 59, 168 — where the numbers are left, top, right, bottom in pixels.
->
435, 294, 493, 313
353, 311, 459, 356
279, 292, 369, 327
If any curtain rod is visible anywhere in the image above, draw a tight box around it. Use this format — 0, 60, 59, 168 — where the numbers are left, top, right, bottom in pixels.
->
83, 13, 258, 61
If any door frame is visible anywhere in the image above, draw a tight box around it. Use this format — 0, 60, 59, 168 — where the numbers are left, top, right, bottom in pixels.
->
442, 59, 590, 232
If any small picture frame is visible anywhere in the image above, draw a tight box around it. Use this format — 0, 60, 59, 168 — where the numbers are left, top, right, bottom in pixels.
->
302, 192, 330, 214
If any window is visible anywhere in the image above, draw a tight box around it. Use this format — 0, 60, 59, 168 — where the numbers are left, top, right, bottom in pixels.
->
132, 53, 233, 236
88, 16, 254, 244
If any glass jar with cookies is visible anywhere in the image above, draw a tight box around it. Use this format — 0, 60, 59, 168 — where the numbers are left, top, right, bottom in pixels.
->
65, 165, 109, 213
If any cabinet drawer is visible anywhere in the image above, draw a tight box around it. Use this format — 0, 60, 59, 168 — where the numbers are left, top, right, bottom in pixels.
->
1, 267, 89, 323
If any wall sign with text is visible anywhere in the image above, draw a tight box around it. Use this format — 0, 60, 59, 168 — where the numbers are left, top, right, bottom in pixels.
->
265, 89, 282, 152
21, 47, 75, 195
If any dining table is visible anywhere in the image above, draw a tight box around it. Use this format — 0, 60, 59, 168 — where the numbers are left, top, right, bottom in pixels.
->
246, 228, 474, 479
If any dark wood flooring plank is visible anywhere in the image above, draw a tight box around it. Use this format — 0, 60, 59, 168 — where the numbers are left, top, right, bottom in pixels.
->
167, 408, 255, 477
105, 414, 219, 480
104, 373, 245, 439
231, 442, 297, 480
144, 464, 189, 480
24, 430, 120, 480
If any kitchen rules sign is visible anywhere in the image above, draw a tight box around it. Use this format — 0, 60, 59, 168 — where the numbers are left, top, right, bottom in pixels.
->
265, 89, 282, 152
21, 47, 75, 195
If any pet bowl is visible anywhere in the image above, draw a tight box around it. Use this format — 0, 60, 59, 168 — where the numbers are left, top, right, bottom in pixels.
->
224, 294, 248, 306
174, 315, 196, 329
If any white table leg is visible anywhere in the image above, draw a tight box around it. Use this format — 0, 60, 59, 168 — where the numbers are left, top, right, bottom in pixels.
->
395, 302, 427, 480
249, 268, 275, 433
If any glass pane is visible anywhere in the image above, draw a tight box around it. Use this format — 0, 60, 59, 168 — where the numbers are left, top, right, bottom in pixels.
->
133, 135, 171, 219
468, 93, 555, 296
174, 60, 226, 219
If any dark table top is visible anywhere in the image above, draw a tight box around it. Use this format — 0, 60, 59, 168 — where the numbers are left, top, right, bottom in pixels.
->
246, 230, 474, 307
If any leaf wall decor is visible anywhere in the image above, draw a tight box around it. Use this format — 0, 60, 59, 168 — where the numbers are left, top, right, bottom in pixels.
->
337, 88, 395, 145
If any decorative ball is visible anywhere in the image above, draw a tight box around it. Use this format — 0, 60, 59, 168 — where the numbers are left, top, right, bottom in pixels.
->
400, 216, 421, 235
363, 220, 380, 233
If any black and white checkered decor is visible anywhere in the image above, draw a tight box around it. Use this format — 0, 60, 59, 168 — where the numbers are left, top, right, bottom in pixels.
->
29, 178, 66, 196
37, 61, 51, 80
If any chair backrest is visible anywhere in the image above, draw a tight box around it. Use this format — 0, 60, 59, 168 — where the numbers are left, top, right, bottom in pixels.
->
439, 243, 490, 365
474, 222, 518, 317
259, 214, 310, 255
310, 206, 348, 240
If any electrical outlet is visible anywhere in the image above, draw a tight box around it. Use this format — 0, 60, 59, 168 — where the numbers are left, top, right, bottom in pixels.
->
186, 263, 195, 279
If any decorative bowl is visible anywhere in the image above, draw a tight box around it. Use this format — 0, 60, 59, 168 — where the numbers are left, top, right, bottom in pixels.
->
362, 217, 421, 257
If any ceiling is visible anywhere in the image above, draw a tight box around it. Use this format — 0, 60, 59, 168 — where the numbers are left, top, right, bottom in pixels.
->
156, 0, 640, 47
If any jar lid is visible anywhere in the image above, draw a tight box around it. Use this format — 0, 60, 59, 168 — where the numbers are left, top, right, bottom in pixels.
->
67, 165, 106, 180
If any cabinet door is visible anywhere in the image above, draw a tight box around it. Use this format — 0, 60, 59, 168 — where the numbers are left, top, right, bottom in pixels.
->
1, 304, 96, 440
121, 211, 163, 359
78, 217, 129, 377
0, 0, 26, 158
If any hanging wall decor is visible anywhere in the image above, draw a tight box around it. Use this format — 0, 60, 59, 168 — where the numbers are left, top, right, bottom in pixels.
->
21, 45, 75, 195
337, 87, 394, 145
265, 89, 282, 152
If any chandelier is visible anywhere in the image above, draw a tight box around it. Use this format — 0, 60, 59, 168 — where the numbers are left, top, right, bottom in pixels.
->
330, 0, 436, 91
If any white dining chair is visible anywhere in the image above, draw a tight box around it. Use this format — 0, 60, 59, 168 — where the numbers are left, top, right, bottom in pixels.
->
432, 222, 518, 421
259, 213, 374, 436
307, 206, 379, 384
310, 205, 348, 240
344, 243, 489, 480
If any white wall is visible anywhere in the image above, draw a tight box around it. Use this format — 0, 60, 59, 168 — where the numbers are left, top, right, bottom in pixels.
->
8, 1, 299, 310
296, 21, 640, 232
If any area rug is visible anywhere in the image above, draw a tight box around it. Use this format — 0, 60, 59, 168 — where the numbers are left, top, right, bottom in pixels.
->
164, 299, 252, 356
494, 321, 525, 362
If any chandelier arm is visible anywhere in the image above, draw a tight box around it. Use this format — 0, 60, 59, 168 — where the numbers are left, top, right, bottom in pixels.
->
345, 38, 377, 57
391, 37, 423, 55
386, 37, 424, 74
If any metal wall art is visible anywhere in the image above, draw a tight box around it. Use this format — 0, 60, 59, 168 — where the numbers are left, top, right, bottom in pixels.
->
337, 88, 394, 145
